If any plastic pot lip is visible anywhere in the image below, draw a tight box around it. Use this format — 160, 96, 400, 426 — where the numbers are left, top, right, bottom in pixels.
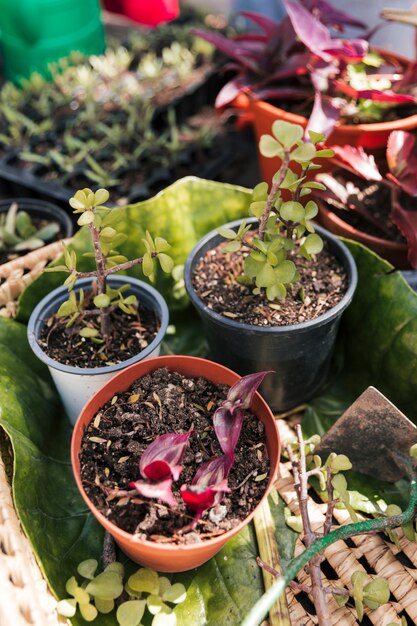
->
27, 276, 169, 376
0, 197, 73, 238
184, 218, 358, 334
317, 196, 407, 253
71, 354, 280, 554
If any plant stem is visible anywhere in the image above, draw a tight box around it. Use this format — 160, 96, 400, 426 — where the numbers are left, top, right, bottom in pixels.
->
253, 495, 291, 626
241, 477, 417, 626
75, 253, 158, 279
258, 151, 290, 241
88, 220, 110, 338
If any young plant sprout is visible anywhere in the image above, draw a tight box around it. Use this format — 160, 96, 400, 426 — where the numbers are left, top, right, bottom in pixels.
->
0, 201, 60, 252
46, 187, 173, 340
218, 121, 334, 300
129, 371, 271, 528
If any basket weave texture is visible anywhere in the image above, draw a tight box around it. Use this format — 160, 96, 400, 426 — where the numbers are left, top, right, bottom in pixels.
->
1, 418, 417, 625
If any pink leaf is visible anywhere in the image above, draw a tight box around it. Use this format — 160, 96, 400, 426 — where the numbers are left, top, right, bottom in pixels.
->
333, 80, 416, 103
213, 407, 245, 460
284, 0, 331, 57
306, 91, 341, 139
140, 432, 192, 482
192, 455, 231, 488
239, 11, 281, 37
391, 201, 417, 268
330, 145, 382, 181
226, 371, 272, 410
130, 477, 176, 507
303, 0, 366, 30
387, 131, 417, 197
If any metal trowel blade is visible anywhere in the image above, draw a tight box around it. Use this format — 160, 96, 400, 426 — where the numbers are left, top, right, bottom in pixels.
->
315, 387, 417, 482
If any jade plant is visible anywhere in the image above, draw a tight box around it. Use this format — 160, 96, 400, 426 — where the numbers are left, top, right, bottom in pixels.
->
46, 187, 173, 340
126, 371, 270, 530
57, 559, 187, 625
219, 120, 333, 300
0, 201, 60, 253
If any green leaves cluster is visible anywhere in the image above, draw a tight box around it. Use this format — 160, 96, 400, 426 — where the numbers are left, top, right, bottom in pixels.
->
57, 560, 186, 626
335, 571, 391, 620
218, 121, 333, 301
46, 187, 173, 339
0, 201, 59, 253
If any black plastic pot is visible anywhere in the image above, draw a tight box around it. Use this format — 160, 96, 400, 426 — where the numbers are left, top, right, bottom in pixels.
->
184, 219, 358, 412
0, 197, 73, 256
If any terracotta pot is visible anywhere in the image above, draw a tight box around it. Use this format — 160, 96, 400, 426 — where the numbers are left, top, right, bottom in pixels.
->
71, 355, 280, 572
251, 48, 417, 184
317, 199, 409, 269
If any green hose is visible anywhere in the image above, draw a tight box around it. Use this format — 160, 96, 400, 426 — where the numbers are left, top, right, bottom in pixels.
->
242, 477, 417, 626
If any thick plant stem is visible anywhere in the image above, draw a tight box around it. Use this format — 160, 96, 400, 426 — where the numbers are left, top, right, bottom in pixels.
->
258, 151, 290, 241
253, 495, 291, 626
241, 478, 417, 626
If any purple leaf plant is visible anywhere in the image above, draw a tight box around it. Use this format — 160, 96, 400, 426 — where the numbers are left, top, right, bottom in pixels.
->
315, 132, 417, 266
129, 371, 272, 529
194, 0, 416, 137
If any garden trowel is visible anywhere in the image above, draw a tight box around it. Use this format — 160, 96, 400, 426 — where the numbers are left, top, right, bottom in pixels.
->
315, 386, 417, 482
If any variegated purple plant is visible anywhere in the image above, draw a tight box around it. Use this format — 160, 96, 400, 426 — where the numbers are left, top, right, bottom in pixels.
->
315, 132, 417, 266
130, 432, 192, 506
194, 0, 416, 137
129, 372, 272, 528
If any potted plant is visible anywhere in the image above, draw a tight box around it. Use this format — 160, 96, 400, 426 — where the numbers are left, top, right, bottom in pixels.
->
0, 198, 73, 264
184, 121, 358, 411
314, 130, 417, 269
71, 354, 280, 571
194, 0, 417, 183
27, 187, 172, 423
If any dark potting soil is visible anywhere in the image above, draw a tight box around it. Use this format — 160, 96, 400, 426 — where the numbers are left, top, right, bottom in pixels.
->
192, 238, 348, 326
79, 368, 270, 544
38, 294, 159, 368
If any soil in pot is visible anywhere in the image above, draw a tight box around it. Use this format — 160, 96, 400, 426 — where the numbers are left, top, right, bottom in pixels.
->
320, 174, 407, 243
37, 293, 159, 368
79, 367, 270, 544
192, 235, 348, 326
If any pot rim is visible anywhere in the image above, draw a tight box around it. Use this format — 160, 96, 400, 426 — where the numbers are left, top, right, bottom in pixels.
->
27, 275, 169, 375
71, 354, 280, 554
184, 218, 358, 333
317, 197, 407, 253
0, 197, 73, 238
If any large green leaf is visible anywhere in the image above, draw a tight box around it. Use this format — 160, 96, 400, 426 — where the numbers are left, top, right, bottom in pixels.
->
3, 178, 417, 625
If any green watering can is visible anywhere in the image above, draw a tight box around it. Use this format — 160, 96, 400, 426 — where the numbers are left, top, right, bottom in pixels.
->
0, 0, 105, 82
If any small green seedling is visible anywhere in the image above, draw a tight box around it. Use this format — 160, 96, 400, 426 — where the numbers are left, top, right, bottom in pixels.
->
46, 187, 173, 339
219, 121, 334, 301
0, 201, 60, 252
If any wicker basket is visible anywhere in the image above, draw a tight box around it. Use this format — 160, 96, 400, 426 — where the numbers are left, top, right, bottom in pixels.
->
1, 417, 417, 625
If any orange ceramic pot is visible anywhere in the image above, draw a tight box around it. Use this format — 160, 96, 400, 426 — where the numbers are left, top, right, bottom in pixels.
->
251, 49, 417, 185
71, 355, 280, 572
317, 199, 409, 269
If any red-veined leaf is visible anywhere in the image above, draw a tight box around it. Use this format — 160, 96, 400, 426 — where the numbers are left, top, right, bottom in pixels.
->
330, 145, 382, 181
140, 432, 192, 482
226, 371, 273, 410
387, 131, 417, 196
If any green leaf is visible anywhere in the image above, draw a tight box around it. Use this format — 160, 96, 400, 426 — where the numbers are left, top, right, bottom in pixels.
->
259, 134, 284, 158
249, 201, 266, 219
304, 200, 318, 220
155, 237, 171, 253
94, 188, 110, 205
116, 600, 146, 626
218, 227, 238, 240
363, 578, 390, 608
78, 559, 98, 580
290, 143, 316, 163
271, 120, 303, 147
34, 222, 60, 242
77, 211, 94, 226
308, 130, 326, 144
274, 260, 296, 284
330, 454, 352, 472
158, 253, 174, 274
162, 582, 187, 604
129, 569, 159, 595
95, 597, 114, 614
100, 227, 117, 240
79, 327, 100, 338
94, 294, 111, 308
142, 252, 155, 277
79, 602, 98, 622
86, 571, 124, 600
223, 240, 242, 253
252, 182, 268, 201
147, 594, 164, 614
57, 598, 77, 617
303, 233, 323, 255
255, 263, 276, 288
280, 201, 305, 222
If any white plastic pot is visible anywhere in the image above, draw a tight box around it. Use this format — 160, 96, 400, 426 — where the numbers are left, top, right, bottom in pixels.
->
27, 276, 169, 424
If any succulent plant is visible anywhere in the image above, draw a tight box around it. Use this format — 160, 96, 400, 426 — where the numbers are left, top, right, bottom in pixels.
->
0, 202, 60, 253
